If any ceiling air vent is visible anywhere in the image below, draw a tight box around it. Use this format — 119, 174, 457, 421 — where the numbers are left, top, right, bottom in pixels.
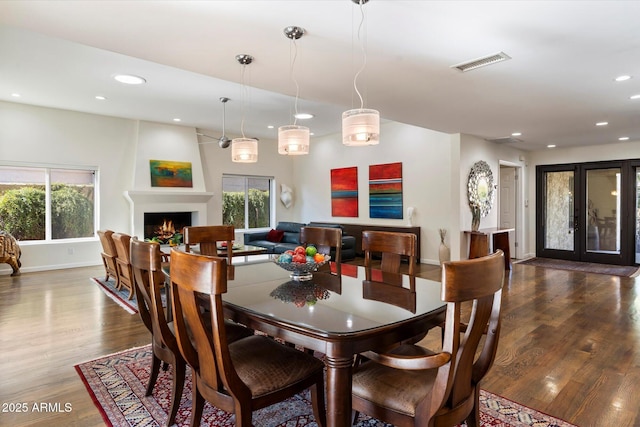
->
486, 136, 522, 144
451, 52, 511, 72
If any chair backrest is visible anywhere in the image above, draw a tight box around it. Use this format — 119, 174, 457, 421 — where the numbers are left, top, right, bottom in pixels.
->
130, 237, 176, 350
169, 249, 246, 405
183, 225, 234, 279
300, 226, 342, 277
97, 229, 118, 275
438, 250, 505, 422
362, 230, 416, 286
112, 232, 133, 283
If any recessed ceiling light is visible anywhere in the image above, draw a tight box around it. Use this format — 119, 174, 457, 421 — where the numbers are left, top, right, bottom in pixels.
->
173, 118, 181, 122
310, 132, 315, 136
615, 75, 632, 82
511, 132, 522, 136
630, 94, 640, 100
294, 113, 314, 120
113, 74, 146, 85
619, 137, 630, 141
267, 125, 274, 129
95, 95, 107, 100
11, 93, 20, 97
596, 122, 608, 126
547, 144, 556, 148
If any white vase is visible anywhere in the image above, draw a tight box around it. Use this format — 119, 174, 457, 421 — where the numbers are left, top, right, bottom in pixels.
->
439, 242, 451, 265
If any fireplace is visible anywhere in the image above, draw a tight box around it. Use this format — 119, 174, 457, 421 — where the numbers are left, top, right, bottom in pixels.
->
144, 212, 192, 242
124, 190, 214, 240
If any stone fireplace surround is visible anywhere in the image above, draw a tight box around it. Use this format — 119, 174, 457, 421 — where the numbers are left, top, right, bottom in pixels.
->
124, 190, 214, 240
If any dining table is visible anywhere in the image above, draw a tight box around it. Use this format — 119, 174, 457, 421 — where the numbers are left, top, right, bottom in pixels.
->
164, 256, 446, 427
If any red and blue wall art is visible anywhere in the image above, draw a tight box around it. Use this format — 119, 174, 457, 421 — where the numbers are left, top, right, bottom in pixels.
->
331, 166, 358, 217
369, 162, 403, 219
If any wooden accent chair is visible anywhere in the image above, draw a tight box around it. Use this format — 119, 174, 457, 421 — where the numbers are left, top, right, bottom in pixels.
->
112, 232, 135, 299
351, 250, 505, 427
97, 229, 119, 288
129, 237, 185, 427
183, 225, 235, 280
168, 249, 327, 427
362, 230, 417, 287
300, 227, 342, 277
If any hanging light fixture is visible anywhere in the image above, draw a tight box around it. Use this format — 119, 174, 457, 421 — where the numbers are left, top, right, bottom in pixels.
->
343, 0, 379, 146
231, 54, 259, 163
278, 26, 310, 156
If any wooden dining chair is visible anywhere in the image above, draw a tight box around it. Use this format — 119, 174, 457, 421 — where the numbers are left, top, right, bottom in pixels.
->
130, 237, 185, 427
183, 225, 235, 279
168, 249, 327, 427
362, 230, 417, 288
300, 226, 342, 278
112, 232, 135, 299
351, 250, 505, 427
97, 229, 119, 288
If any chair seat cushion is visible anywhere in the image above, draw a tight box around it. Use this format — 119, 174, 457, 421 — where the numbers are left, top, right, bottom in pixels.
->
229, 335, 325, 397
352, 345, 439, 417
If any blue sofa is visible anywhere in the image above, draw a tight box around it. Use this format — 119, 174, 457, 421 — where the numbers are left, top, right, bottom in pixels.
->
243, 221, 356, 261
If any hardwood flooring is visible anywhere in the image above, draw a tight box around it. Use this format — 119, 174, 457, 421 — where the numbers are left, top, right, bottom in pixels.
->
1, 260, 639, 426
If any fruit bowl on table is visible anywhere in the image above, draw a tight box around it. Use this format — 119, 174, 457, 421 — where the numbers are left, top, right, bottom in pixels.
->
272, 254, 331, 281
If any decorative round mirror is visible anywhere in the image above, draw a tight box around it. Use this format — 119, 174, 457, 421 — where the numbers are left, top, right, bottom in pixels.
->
467, 160, 495, 218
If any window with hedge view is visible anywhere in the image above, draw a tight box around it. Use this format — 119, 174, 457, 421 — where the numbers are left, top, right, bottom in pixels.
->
222, 175, 272, 231
0, 165, 96, 241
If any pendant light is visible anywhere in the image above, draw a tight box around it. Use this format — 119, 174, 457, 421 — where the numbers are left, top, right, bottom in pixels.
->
231, 54, 259, 163
343, 0, 380, 146
278, 26, 310, 156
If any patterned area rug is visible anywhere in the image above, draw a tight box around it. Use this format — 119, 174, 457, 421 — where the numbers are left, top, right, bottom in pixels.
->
75, 345, 577, 427
91, 277, 138, 314
516, 257, 640, 277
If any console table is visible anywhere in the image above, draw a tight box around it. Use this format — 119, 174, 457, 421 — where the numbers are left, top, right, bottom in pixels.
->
464, 227, 514, 270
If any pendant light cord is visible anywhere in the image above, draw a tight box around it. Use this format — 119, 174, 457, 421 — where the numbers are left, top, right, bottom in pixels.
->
239, 64, 248, 138
290, 38, 301, 125
353, 1, 367, 110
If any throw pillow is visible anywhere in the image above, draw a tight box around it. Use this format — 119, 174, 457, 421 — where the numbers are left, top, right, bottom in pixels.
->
266, 229, 284, 243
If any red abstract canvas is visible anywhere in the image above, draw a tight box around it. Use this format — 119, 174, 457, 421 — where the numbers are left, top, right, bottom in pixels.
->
369, 162, 403, 219
331, 167, 358, 217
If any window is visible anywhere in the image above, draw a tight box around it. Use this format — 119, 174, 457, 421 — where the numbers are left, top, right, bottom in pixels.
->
222, 175, 272, 231
0, 164, 97, 241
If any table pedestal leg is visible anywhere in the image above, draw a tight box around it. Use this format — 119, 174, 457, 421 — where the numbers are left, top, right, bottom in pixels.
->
324, 355, 354, 427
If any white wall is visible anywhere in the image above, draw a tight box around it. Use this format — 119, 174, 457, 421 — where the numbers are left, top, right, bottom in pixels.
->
459, 134, 528, 259
0, 101, 137, 274
294, 120, 454, 264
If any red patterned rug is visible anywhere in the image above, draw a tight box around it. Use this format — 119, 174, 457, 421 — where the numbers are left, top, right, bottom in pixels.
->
75, 345, 577, 427
91, 277, 138, 314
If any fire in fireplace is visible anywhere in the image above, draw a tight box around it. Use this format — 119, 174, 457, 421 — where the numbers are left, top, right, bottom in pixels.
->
143, 212, 192, 243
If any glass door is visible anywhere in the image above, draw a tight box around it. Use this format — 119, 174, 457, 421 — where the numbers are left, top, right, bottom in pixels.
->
536, 165, 579, 260
537, 161, 630, 265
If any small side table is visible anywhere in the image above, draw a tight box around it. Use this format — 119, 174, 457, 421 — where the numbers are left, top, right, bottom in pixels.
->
464, 227, 514, 270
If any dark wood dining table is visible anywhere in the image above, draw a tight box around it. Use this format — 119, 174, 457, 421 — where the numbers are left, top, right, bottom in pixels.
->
163, 256, 445, 426
220, 260, 446, 427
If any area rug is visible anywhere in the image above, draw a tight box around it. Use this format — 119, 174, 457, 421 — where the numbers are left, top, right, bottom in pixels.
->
75, 345, 577, 427
516, 257, 640, 277
91, 277, 138, 314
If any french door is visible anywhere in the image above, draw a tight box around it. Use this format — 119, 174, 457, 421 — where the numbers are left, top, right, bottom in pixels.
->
537, 161, 634, 265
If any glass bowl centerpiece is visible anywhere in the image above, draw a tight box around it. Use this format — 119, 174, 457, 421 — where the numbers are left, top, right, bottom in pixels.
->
272, 245, 331, 281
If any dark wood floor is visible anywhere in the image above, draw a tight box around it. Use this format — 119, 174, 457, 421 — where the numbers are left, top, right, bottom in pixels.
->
1, 260, 639, 426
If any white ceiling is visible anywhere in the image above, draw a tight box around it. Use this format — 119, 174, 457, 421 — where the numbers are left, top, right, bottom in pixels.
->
1, 0, 640, 152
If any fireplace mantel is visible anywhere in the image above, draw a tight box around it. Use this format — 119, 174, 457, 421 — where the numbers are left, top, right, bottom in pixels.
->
124, 190, 214, 205
124, 190, 214, 238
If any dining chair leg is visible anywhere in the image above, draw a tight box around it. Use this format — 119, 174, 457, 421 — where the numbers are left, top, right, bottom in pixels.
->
310, 382, 326, 427
190, 381, 205, 427
167, 359, 186, 427
146, 354, 162, 396
465, 386, 481, 427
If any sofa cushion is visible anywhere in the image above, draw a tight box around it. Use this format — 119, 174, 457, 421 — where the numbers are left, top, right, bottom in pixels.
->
282, 232, 300, 244
266, 229, 285, 243
276, 221, 306, 233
